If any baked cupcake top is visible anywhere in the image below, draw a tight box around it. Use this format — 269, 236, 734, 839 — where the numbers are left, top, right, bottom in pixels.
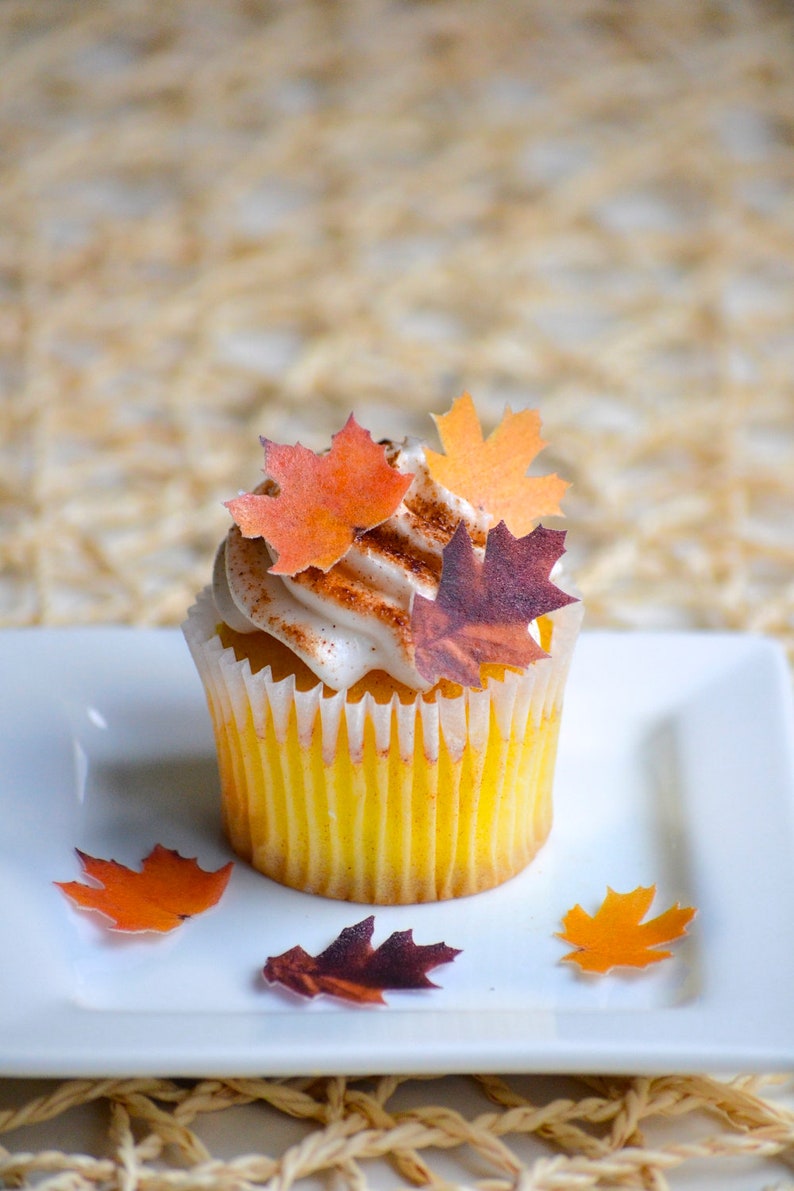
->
214, 394, 577, 692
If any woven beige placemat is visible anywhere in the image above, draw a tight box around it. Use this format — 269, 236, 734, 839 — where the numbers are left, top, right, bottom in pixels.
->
1, 0, 793, 1186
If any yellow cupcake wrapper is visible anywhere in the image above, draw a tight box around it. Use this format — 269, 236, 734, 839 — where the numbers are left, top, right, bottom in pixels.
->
183, 587, 582, 903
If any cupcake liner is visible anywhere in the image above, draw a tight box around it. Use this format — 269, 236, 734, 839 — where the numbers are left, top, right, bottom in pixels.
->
183, 586, 582, 904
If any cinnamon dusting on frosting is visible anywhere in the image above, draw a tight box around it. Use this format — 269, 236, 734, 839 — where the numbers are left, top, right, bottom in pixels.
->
267, 615, 323, 659
355, 522, 440, 583
290, 561, 412, 639
403, 490, 484, 549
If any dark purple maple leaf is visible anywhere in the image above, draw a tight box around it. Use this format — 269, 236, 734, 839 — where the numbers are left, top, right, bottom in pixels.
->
411, 520, 577, 688
262, 916, 461, 1005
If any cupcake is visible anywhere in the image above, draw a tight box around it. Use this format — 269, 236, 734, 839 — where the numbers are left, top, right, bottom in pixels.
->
183, 394, 582, 904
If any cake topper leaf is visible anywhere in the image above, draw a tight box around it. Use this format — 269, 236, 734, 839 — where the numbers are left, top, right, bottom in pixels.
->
225, 415, 414, 575
411, 521, 576, 688
425, 392, 569, 533
55, 845, 233, 933
557, 885, 696, 974
262, 915, 461, 1005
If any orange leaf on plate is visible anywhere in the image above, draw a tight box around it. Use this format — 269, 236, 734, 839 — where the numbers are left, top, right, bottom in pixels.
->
557, 885, 696, 974
411, 520, 577, 688
263, 915, 461, 1005
424, 392, 569, 534
55, 845, 233, 933
225, 415, 413, 575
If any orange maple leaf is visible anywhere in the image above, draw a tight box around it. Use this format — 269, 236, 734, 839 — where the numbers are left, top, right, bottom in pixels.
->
411, 520, 577, 688
225, 415, 413, 575
56, 845, 234, 933
424, 393, 569, 534
557, 885, 696, 974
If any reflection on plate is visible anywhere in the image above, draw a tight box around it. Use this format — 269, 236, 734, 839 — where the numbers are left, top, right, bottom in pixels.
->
1, 628, 793, 1076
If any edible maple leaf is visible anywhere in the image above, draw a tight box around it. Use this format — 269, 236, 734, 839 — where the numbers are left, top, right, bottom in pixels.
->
557, 885, 696, 974
225, 415, 413, 575
424, 393, 569, 534
262, 915, 461, 1005
55, 845, 233, 933
411, 520, 577, 688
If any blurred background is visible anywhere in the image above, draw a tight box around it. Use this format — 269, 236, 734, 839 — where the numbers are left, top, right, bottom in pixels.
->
1, 0, 793, 652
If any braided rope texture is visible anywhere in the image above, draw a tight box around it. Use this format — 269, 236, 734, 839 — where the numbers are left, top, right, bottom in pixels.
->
2, 1074, 794, 1190
1, 0, 793, 1185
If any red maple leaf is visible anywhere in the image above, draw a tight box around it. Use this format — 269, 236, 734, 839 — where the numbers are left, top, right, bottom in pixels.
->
225, 415, 413, 575
262, 916, 461, 1005
411, 520, 577, 688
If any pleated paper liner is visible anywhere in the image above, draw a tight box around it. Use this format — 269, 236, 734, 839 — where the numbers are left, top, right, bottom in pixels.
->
183, 587, 582, 904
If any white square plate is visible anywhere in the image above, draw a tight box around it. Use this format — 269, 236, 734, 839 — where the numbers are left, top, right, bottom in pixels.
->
1, 629, 793, 1076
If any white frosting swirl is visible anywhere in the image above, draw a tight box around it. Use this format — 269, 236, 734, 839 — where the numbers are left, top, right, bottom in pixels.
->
213, 439, 491, 691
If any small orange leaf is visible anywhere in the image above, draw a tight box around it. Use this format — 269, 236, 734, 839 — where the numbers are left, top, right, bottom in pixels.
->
225, 415, 413, 575
557, 885, 696, 974
56, 845, 234, 933
424, 393, 569, 534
